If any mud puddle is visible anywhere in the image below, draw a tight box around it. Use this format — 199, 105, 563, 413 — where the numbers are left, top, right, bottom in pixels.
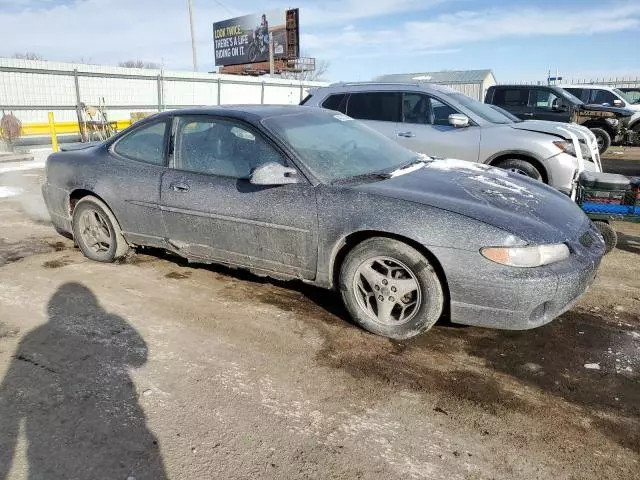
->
0, 238, 74, 267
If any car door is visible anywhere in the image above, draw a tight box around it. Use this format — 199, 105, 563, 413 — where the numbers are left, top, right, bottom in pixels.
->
107, 119, 171, 247
531, 88, 571, 122
393, 92, 481, 161
490, 87, 534, 119
590, 89, 621, 107
159, 115, 318, 279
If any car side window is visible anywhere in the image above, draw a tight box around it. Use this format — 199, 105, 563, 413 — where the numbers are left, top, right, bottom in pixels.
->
403, 93, 429, 124
564, 88, 584, 101
592, 89, 617, 106
113, 121, 167, 165
493, 88, 529, 107
173, 117, 287, 179
321, 94, 347, 113
403, 93, 458, 125
430, 97, 458, 125
346, 92, 401, 122
534, 90, 562, 111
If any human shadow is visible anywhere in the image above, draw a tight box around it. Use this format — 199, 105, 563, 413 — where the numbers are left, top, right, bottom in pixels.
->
0, 282, 167, 480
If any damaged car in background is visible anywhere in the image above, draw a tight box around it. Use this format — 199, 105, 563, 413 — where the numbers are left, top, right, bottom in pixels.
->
301, 83, 602, 196
42, 106, 605, 339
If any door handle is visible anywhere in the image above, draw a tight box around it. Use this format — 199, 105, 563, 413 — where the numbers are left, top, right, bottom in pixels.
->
397, 131, 415, 138
169, 182, 190, 192
523, 113, 534, 117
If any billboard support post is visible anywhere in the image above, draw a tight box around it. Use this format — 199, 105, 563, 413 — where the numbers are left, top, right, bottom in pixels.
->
269, 32, 274, 75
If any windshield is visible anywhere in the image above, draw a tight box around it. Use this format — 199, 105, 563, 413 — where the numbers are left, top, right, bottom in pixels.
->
262, 110, 417, 183
614, 88, 635, 103
621, 89, 640, 104
449, 93, 516, 124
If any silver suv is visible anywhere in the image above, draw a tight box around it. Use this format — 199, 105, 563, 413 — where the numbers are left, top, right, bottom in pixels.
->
302, 82, 602, 193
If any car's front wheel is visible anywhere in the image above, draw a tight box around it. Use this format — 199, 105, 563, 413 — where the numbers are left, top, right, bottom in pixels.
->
339, 238, 444, 339
495, 158, 543, 182
590, 128, 611, 154
72, 196, 130, 263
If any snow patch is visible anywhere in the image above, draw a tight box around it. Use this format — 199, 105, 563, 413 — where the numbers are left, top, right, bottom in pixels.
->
470, 175, 535, 198
0, 160, 45, 174
423, 158, 508, 176
390, 163, 425, 177
584, 363, 601, 370
0, 186, 23, 198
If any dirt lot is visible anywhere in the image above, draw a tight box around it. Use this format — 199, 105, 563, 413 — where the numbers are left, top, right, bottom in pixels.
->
603, 145, 640, 175
0, 159, 638, 479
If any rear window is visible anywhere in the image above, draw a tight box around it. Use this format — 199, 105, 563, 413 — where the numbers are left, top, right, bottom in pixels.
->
113, 121, 167, 165
492, 88, 529, 107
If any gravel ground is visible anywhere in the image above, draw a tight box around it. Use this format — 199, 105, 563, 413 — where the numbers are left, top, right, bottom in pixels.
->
0, 161, 638, 480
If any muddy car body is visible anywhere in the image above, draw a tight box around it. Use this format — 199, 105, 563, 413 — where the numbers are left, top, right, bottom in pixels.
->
42, 106, 605, 339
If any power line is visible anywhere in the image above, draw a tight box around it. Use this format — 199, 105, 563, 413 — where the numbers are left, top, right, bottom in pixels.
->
212, 0, 233, 15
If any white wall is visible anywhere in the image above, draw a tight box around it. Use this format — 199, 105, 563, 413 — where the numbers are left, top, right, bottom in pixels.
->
0, 58, 326, 124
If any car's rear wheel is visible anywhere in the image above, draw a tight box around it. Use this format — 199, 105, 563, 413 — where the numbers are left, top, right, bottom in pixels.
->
494, 158, 543, 182
339, 238, 444, 339
590, 128, 611, 154
72, 196, 130, 262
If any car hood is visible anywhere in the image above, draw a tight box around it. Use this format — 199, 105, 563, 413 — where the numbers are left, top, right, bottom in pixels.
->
581, 103, 636, 117
352, 159, 588, 244
507, 120, 592, 140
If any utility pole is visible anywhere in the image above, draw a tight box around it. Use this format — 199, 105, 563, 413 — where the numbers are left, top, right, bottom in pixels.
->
269, 32, 274, 75
187, 0, 198, 72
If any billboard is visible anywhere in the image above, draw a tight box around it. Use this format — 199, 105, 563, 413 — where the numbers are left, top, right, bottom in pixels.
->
213, 9, 295, 67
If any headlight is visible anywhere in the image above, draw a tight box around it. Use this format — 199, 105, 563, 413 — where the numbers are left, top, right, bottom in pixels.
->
605, 118, 619, 127
553, 140, 576, 157
481, 244, 570, 267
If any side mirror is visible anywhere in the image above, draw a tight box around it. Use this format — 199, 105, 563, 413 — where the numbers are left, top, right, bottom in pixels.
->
552, 99, 567, 112
250, 162, 301, 185
448, 114, 469, 128
613, 99, 624, 107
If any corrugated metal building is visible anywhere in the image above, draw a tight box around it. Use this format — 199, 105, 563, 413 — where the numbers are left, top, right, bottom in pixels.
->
374, 69, 496, 101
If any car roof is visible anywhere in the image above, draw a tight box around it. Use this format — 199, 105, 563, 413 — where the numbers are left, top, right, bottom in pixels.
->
556, 84, 616, 90
149, 104, 316, 122
490, 84, 562, 90
311, 82, 461, 95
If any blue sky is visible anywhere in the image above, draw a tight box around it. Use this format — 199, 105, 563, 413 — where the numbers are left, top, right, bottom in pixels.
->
0, 0, 639, 83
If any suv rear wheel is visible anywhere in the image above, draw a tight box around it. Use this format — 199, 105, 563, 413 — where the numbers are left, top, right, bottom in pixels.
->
494, 159, 543, 182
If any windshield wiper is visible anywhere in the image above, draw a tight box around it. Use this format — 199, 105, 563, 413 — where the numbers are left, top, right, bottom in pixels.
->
388, 158, 428, 176
332, 171, 391, 185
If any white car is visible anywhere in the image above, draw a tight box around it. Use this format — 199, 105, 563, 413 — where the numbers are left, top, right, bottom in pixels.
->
561, 84, 640, 137
302, 83, 602, 195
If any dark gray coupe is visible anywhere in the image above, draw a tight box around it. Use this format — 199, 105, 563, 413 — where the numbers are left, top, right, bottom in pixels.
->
42, 106, 605, 339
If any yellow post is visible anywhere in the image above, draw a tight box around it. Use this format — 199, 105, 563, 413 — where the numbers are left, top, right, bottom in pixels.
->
48, 111, 59, 152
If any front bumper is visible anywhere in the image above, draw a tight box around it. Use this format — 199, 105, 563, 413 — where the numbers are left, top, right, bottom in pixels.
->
430, 226, 605, 330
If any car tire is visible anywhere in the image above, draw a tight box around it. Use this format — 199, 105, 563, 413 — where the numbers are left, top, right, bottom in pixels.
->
339, 237, 444, 339
593, 220, 617, 254
494, 159, 543, 182
72, 196, 130, 263
590, 128, 611, 154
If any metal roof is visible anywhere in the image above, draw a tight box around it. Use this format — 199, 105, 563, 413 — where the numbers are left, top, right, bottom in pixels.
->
374, 69, 494, 84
